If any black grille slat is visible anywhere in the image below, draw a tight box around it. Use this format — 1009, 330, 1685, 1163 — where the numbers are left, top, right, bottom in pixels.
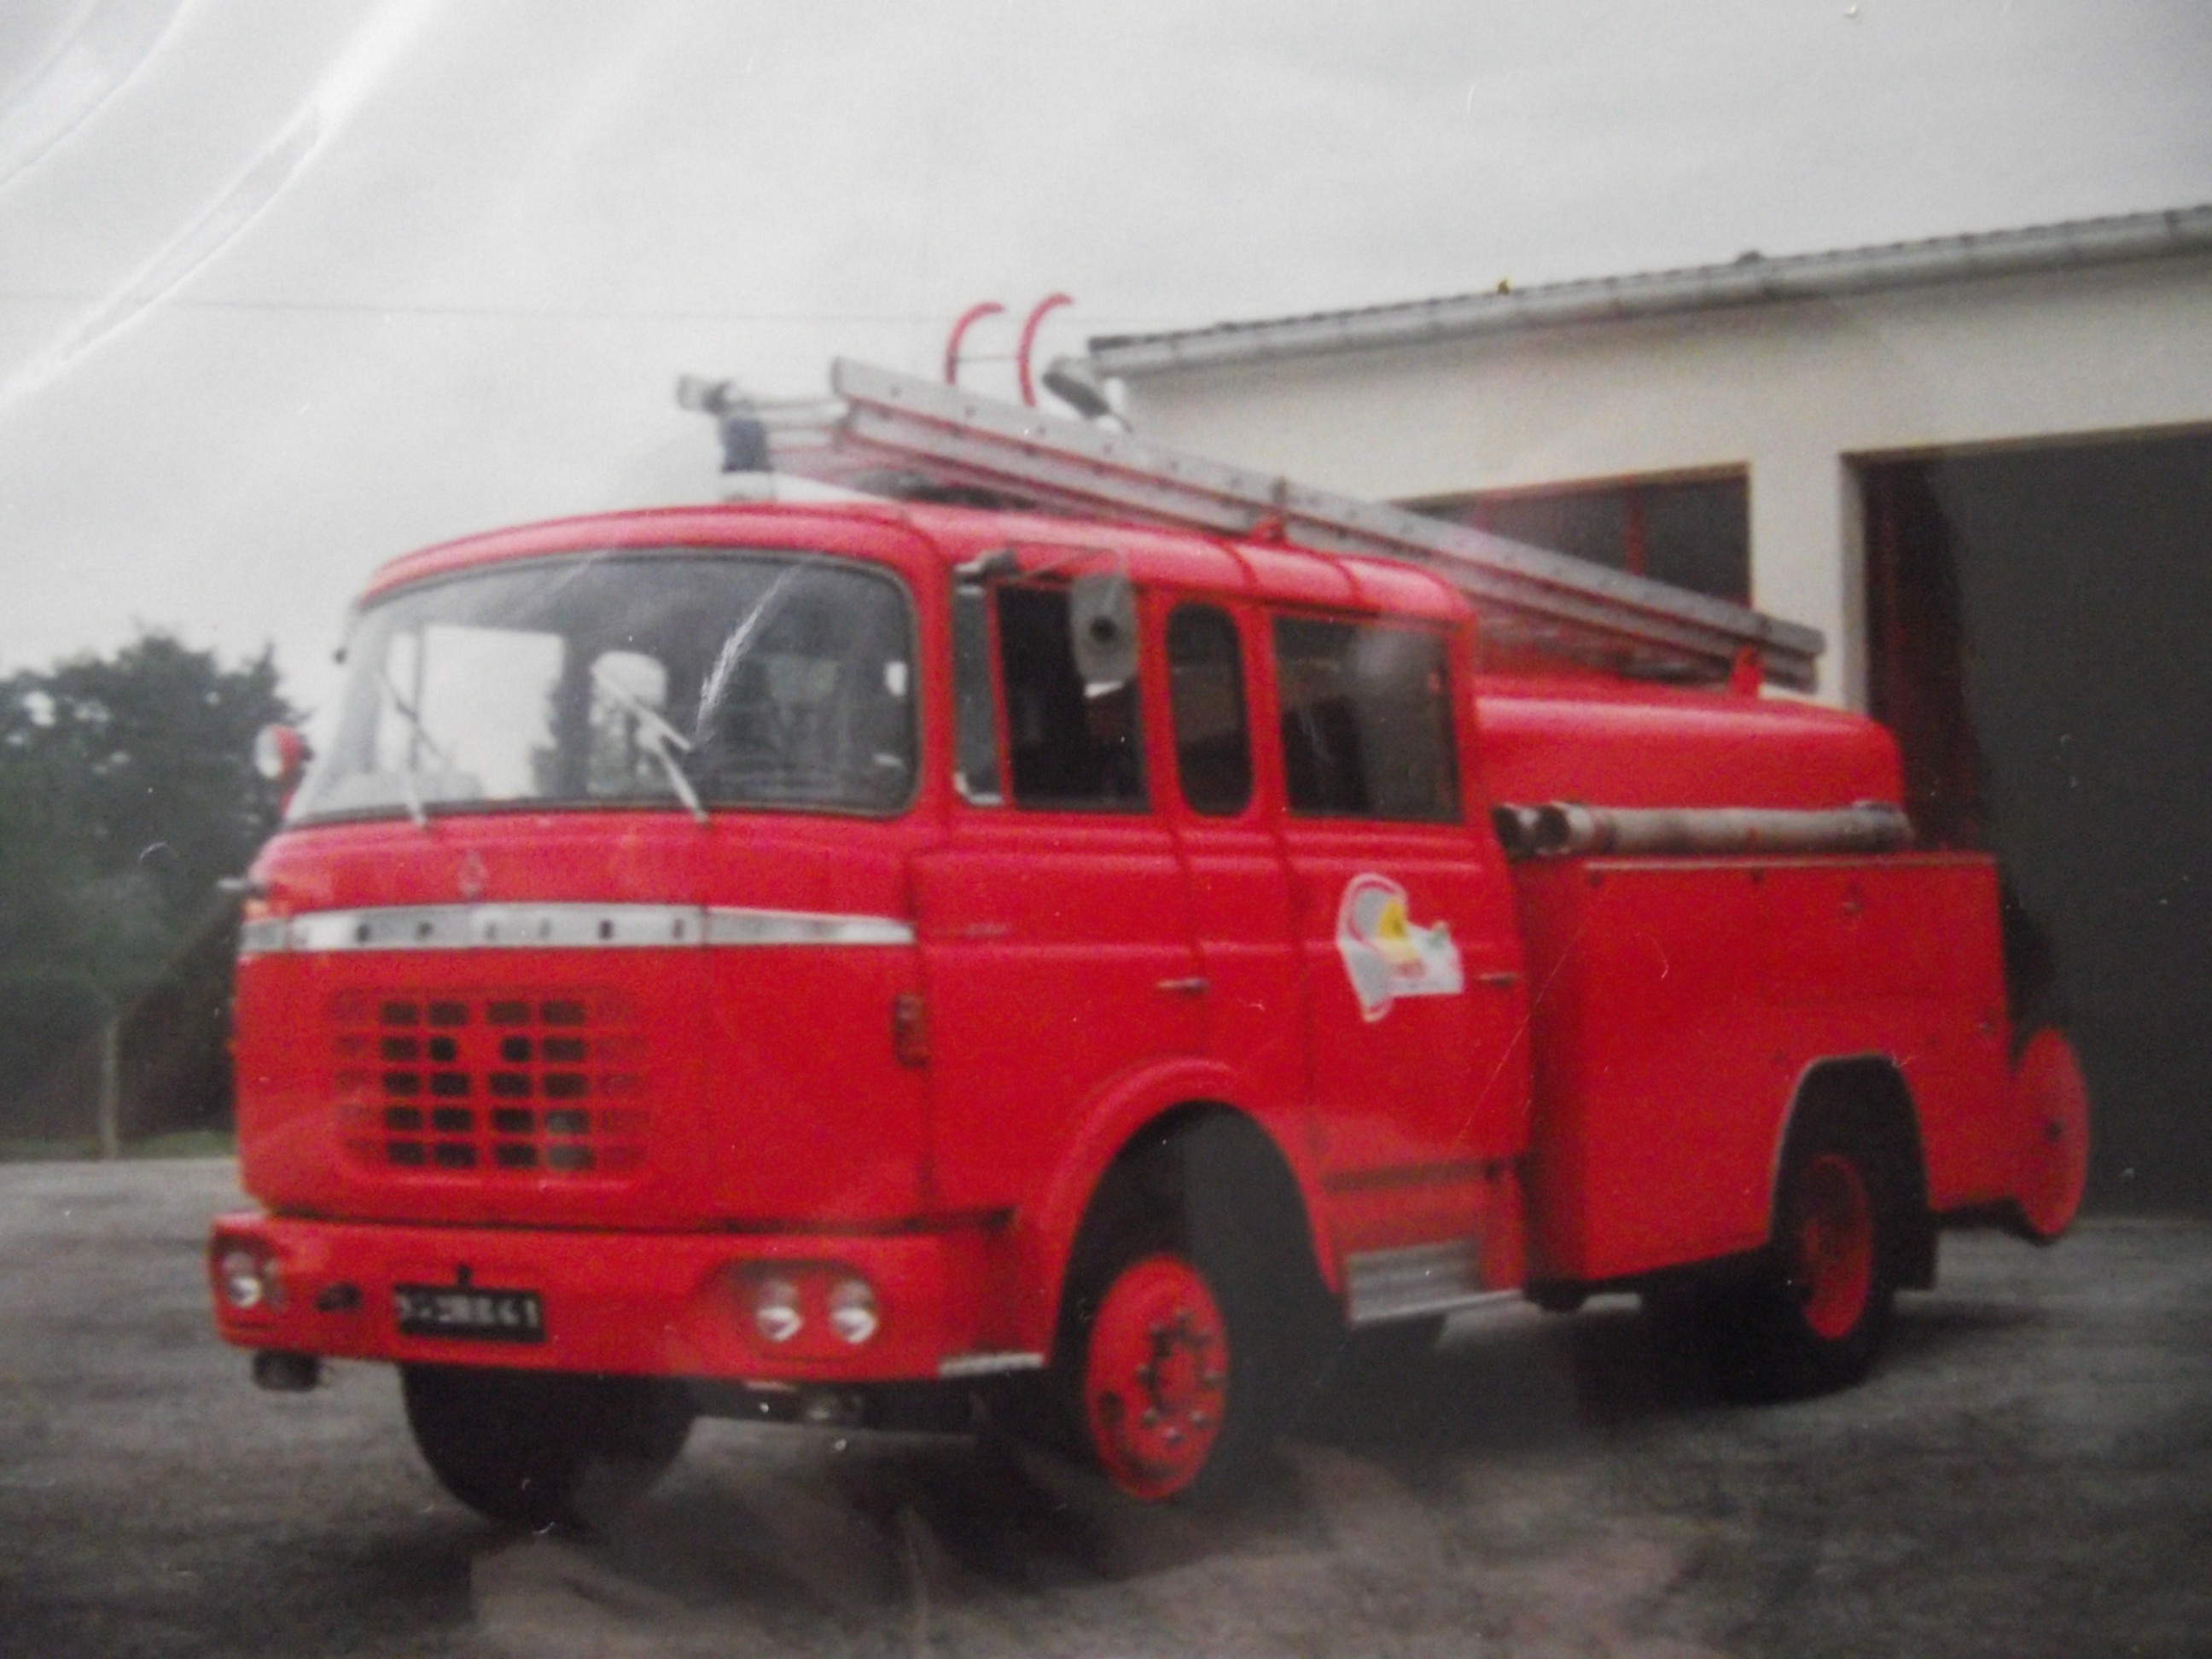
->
336, 987, 647, 1179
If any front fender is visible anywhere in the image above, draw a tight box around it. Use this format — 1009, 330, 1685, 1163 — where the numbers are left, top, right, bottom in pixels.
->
1004, 1056, 1334, 1358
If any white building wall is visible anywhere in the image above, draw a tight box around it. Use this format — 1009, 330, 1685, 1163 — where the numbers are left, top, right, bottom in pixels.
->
1108, 255, 2212, 707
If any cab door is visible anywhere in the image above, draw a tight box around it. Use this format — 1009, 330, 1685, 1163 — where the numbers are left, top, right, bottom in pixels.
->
1266, 613, 1528, 1263
1155, 596, 1304, 1123
912, 574, 1203, 1214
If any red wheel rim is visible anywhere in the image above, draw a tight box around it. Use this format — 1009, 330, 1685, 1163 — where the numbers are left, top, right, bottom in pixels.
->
2014, 1029, 2090, 1239
1790, 1153, 1875, 1341
1082, 1254, 1228, 1501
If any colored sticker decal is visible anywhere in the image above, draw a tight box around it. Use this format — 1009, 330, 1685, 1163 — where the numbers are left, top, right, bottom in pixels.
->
1336, 874, 1464, 1022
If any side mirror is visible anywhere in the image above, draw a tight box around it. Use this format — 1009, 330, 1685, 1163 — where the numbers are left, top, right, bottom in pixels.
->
253, 724, 311, 811
1068, 573, 1138, 687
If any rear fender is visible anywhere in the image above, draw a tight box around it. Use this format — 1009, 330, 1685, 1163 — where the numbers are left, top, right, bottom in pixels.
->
1770, 1054, 1935, 1288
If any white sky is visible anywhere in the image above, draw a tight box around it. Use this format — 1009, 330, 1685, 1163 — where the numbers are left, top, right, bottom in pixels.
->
2, 0, 2209, 717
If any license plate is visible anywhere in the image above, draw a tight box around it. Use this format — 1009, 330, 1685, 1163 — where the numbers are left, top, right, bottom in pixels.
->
393, 1284, 545, 1342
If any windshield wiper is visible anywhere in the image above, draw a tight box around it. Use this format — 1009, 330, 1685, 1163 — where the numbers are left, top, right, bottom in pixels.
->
589, 659, 708, 824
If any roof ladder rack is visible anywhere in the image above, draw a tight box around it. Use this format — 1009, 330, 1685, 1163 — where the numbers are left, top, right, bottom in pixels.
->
678, 358, 1824, 690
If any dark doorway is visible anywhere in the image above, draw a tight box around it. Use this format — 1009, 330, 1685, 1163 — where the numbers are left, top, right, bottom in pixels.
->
1860, 433, 2212, 1210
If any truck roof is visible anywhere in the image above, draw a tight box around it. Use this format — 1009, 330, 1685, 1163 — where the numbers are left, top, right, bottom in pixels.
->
360, 501, 1470, 625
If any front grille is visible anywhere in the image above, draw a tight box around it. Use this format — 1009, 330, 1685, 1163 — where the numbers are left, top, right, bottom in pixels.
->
330, 989, 649, 1177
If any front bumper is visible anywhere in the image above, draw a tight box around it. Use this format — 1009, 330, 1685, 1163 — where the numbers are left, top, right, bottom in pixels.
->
207, 1213, 1029, 1384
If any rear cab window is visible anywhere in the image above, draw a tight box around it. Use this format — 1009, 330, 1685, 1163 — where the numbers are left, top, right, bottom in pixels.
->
1272, 614, 1460, 822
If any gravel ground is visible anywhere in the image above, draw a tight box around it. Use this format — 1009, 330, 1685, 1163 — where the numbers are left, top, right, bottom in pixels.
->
2, 1159, 2207, 1658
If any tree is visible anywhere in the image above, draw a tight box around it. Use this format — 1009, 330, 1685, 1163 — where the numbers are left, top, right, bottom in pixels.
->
0, 632, 295, 1142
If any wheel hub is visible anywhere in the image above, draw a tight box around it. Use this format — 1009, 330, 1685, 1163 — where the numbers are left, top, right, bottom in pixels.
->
1790, 1152, 1875, 1341
1083, 1254, 1228, 1499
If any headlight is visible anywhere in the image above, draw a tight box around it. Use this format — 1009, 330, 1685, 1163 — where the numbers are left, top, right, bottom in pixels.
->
216, 1245, 280, 1311
827, 1277, 879, 1345
754, 1276, 802, 1342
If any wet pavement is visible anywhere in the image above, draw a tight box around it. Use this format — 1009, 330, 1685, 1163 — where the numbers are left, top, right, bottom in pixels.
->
3, 1159, 2207, 1657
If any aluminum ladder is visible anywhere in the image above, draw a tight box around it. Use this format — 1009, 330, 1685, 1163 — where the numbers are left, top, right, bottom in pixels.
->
678, 358, 1823, 690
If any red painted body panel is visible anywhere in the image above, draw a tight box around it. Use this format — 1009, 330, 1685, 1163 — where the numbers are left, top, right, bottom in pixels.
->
1512, 853, 2012, 1282
208, 1209, 1011, 1382
217, 500, 2041, 1397
1474, 673, 1903, 810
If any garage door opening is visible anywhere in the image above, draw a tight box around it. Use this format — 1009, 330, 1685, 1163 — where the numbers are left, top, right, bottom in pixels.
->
1859, 431, 2212, 1210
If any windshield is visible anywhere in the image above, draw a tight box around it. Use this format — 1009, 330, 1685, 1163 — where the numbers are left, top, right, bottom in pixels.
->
291, 550, 916, 821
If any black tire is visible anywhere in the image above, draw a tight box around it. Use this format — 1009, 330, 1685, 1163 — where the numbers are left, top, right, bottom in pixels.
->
1053, 1126, 1312, 1505
1315, 1315, 1445, 1400
1697, 1115, 1902, 1401
400, 1365, 694, 1528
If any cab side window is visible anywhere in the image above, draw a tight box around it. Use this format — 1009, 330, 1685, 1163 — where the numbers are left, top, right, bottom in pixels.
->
1273, 615, 1459, 821
995, 585, 1146, 810
1167, 603, 1252, 816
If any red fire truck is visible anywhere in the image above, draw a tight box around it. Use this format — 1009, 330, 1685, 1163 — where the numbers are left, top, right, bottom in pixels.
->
209, 364, 2088, 1522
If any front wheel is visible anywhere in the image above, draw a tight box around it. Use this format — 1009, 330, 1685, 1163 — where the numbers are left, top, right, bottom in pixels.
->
1080, 1252, 1240, 1502
401, 1365, 694, 1528
1698, 1124, 1900, 1400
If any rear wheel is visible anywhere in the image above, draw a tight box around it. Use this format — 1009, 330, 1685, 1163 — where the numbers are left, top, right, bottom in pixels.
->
401, 1365, 694, 1528
1699, 1121, 1900, 1400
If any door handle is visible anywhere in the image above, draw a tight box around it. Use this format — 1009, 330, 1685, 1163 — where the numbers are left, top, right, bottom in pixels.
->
1475, 970, 1521, 988
1156, 976, 1210, 996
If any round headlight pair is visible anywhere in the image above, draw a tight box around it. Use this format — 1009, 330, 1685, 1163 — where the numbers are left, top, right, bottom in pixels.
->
751, 1272, 878, 1346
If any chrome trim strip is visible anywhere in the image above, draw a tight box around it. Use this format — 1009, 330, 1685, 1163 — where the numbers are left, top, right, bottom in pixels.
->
245, 903, 915, 954
704, 906, 914, 947
236, 917, 290, 957
286, 904, 701, 952
1345, 1238, 1489, 1328
937, 1351, 1046, 1380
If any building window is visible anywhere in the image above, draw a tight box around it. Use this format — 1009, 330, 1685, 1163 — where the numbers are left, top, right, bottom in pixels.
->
1410, 474, 1749, 602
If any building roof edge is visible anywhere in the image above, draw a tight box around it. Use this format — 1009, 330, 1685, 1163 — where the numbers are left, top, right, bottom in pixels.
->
1084, 204, 2212, 378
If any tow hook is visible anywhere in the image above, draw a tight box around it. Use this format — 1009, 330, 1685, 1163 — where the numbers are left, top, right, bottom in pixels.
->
252, 1351, 323, 1393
